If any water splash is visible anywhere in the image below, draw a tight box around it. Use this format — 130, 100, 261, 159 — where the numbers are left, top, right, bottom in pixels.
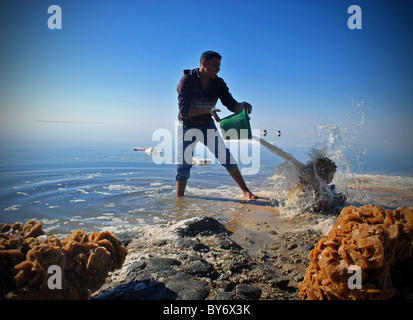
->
309, 125, 353, 194
266, 97, 372, 216
269, 125, 352, 216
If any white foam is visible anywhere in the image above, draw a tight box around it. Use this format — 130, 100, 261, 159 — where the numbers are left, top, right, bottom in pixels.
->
84, 173, 102, 180
4, 204, 21, 211
128, 208, 145, 213
186, 185, 238, 198
94, 191, 112, 196
118, 172, 139, 176
103, 184, 142, 193
42, 221, 61, 233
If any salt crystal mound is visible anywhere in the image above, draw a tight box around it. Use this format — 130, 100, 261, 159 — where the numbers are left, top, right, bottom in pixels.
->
0, 220, 128, 299
299, 205, 413, 300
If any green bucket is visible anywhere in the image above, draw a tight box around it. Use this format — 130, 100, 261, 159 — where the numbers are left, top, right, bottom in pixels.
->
219, 109, 252, 140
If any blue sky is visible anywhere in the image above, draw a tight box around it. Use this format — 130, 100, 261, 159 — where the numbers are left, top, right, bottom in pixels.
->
1, 0, 412, 167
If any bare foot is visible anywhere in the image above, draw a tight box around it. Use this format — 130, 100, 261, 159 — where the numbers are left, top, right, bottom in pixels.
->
244, 190, 258, 201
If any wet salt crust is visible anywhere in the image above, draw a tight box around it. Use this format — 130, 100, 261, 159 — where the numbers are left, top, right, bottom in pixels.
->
94, 215, 329, 300
95, 205, 413, 300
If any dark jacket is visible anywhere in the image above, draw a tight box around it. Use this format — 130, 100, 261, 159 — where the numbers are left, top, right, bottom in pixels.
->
177, 68, 238, 127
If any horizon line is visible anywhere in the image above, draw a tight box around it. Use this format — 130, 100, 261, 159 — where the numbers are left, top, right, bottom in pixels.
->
37, 120, 106, 124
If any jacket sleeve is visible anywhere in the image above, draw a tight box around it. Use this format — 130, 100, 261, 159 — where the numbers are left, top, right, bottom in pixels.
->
177, 75, 193, 118
218, 78, 238, 112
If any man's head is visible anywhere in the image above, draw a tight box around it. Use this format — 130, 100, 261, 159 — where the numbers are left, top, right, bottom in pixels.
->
200, 51, 221, 79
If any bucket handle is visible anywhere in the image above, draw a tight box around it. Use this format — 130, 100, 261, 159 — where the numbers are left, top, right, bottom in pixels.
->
210, 108, 221, 122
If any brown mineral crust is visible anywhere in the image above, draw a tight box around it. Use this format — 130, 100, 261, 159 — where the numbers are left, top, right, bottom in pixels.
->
0, 220, 127, 299
314, 157, 337, 184
89, 230, 128, 271
22, 220, 45, 239
299, 205, 413, 300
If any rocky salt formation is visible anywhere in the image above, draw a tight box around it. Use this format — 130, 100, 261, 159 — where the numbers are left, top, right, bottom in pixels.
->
299, 205, 413, 300
0, 220, 127, 299
93, 216, 309, 300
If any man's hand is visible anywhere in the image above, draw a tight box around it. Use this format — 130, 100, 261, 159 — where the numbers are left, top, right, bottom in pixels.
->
235, 102, 252, 114
210, 108, 221, 122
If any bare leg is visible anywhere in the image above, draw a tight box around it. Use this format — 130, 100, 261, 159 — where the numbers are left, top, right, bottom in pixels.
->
228, 167, 258, 201
176, 180, 188, 197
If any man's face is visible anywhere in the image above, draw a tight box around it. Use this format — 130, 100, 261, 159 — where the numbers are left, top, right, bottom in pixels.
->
204, 57, 221, 79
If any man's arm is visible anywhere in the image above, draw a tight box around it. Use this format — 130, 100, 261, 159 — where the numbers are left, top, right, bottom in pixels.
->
218, 78, 238, 112
233, 101, 253, 114
218, 78, 252, 114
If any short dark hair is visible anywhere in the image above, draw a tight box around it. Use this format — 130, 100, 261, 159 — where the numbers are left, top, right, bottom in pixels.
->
200, 51, 222, 64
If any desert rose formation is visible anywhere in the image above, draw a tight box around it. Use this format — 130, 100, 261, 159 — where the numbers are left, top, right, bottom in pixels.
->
299, 205, 413, 300
0, 220, 127, 299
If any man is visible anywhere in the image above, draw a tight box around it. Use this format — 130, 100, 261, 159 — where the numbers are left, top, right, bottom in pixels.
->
176, 51, 257, 201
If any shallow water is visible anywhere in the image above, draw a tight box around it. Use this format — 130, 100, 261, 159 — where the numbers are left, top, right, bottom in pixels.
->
1, 136, 412, 238
0, 142, 274, 236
